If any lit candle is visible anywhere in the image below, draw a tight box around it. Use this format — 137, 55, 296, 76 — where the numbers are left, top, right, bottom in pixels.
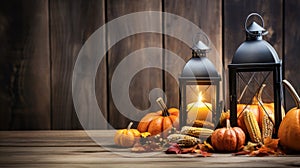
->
187, 92, 212, 124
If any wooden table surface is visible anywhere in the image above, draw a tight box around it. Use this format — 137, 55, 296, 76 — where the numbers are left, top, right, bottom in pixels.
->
0, 130, 300, 168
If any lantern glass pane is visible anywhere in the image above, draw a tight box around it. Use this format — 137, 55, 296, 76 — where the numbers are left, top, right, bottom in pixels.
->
185, 84, 217, 126
236, 71, 274, 115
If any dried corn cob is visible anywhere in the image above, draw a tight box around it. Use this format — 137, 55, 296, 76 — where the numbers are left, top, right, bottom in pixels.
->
262, 113, 274, 140
180, 126, 214, 139
192, 120, 215, 129
167, 134, 201, 147
243, 109, 262, 143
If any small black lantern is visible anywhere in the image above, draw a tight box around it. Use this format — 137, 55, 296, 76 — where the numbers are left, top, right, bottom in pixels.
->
179, 33, 222, 128
228, 13, 283, 137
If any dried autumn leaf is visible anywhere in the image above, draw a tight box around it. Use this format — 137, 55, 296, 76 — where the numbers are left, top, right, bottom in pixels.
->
165, 143, 181, 154
249, 149, 269, 157
261, 145, 275, 154
181, 146, 196, 154
243, 141, 260, 151
263, 137, 279, 150
233, 138, 284, 157
200, 141, 214, 152
232, 150, 252, 156
248, 138, 283, 157
165, 143, 212, 157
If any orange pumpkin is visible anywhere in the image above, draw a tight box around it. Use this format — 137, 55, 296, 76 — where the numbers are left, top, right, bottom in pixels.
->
237, 84, 279, 134
278, 80, 300, 151
137, 98, 179, 138
211, 119, 246, 152
137, 108, 179, 138
114, 122, 140, 147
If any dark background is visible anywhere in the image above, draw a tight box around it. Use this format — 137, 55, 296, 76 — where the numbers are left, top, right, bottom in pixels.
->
0, 0, 299, 130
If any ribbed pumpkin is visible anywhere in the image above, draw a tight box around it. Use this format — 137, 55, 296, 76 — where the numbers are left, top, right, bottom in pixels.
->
211, 119, 246, 152
278, 80, 300, 151
137, 98, 179, 138
237, 84, 277, 133
114, 122, 140, 147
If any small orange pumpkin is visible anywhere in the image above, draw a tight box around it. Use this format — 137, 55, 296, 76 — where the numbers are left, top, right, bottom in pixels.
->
211, 119, 246, 152
114, 122, 140, 147
137, 98, 179, 138
278, 80, 300, 151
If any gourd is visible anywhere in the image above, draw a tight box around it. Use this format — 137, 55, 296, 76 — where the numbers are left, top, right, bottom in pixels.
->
211, 119, 246, 152
180, 126, 213, 139
114, 122, 141, 147
137, 98, 179, 138
167, 134, 201, 147
243, 109, 262, 143
278, 80, 300, 151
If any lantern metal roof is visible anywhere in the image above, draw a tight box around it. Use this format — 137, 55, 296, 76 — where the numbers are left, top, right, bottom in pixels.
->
231, 16, 280, 64
180, 41, 220, 79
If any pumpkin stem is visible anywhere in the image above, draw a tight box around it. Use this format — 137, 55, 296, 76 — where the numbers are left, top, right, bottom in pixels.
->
226, 119, 231, 129
127, 122, 133, 130
252, 84, 266, 105
283, 80, 300, 109
156, 97, 169, 116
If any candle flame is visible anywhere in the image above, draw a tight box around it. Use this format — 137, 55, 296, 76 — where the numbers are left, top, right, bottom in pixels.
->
197, 92, 203, 103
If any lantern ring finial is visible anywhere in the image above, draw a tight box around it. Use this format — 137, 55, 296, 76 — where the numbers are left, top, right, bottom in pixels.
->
244, 13, 266, 36
192, 32, 210, 48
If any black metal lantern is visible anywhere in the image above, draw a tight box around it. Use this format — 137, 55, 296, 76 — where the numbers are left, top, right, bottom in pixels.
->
179, 34, 222, 128
228, 13, 283, 137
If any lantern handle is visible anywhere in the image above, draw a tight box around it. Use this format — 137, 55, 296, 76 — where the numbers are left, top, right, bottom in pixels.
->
244, 13, 268, 36
192, 32, 210, 49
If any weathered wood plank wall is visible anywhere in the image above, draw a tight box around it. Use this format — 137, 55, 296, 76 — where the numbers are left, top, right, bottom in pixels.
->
0, 0, 50, 130
0, 0, 299, 130
49, 0, 106, 129
106, 0, 163, 129
284, 0, 300, 109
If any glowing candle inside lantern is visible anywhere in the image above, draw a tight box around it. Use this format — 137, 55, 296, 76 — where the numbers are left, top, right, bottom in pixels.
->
187, 92, 212, 124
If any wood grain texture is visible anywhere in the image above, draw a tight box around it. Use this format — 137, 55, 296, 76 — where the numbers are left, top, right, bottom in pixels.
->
0, 131, 300, 167
284, 0, 300, 110
223, 0, 283, 109
106, 0, 163, 129
164, 0, 222, 108
0, 130, 105, 147
0, 0, 50, 130
50, 0, 106, 129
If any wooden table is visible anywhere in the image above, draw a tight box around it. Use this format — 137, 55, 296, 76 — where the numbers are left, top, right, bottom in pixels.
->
0, 131, 300, 167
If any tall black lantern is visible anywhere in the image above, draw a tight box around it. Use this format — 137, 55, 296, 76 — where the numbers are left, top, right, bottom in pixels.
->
179, 34, 221, 128
228, 13, 283, 137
